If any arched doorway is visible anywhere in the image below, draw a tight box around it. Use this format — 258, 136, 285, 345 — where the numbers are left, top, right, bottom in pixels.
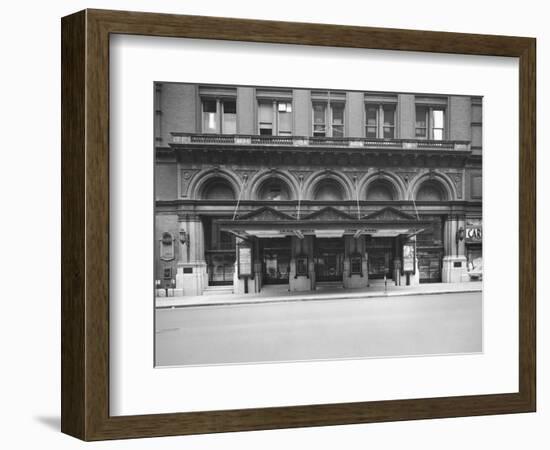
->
201, 178, 237, 286
415, 179, 447, 283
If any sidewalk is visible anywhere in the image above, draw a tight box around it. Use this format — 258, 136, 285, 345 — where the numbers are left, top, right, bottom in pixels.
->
156, 281, 482, 309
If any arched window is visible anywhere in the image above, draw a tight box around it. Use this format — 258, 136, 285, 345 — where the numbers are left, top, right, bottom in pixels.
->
258, 178, 292, 201
366, 180, 396, 201
313, 179, 345, 201
416, 180, 448, 201
201, 178, 236, 200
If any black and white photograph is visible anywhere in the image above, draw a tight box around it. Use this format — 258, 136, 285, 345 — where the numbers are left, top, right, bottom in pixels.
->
153, 82, 483, 367
3, 0, 544, 445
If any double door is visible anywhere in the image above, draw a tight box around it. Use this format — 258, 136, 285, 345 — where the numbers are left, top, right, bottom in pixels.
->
262, 249, 290, 284
367, 248, 394, 279
315, 238, 344, 282
207, 252, 235, 285
261, 237, 291, 285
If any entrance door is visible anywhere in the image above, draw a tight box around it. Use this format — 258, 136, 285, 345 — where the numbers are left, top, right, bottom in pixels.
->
417, 249, 442, 283
261, 237, 291, 285
206, 252, 235, 285
367, 238, 395, 280
263, 249, 290, 284
315, 238, 344, 282
368, 249, 393, 279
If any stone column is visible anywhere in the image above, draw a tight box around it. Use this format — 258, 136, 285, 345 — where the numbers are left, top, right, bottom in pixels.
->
410, 255, 420, 286
393, 258, 402, 286
342, 236, 350, 281
442, 215, 467, 283
175, 214, 207, 296
307, 236, 316, 291
253, 237, 263, 294
393, 237, 402, 286
289, 235, 314, 292
344, 235, 368, 289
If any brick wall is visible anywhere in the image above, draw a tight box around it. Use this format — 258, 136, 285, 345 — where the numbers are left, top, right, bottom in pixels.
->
158, 83, 197, 144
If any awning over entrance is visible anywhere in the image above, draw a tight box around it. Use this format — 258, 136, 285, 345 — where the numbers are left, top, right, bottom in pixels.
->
216, 206, 432, 240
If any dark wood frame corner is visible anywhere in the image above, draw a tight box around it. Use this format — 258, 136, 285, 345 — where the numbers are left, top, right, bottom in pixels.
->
61, 9, 536, 441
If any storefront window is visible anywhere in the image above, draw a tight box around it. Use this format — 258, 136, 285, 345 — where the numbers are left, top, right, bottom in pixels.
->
467, 246, 482, 269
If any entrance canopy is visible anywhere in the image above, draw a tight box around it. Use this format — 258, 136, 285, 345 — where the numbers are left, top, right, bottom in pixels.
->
216, 206, 431, 240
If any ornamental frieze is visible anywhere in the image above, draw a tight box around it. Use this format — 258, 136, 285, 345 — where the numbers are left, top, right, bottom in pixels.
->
234, 169, 259, 184
289, 170, 314, 184
395, 171, 418, 186
343, 171, 368, 185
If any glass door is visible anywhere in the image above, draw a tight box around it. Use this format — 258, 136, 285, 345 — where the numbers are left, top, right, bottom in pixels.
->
315, 238, 344, 282
261, 237, 291, 285
262, 250, 290, 284
206, 252, 235, 285
367, 248, 393, 280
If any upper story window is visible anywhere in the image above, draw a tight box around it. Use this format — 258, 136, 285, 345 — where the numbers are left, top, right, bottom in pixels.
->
202, 98, 237, 134
415, 104, 446, 140
258, 100, 293, 136
311, 91, 346, 138
313, 102, 345, 137
365, 104, 396, 138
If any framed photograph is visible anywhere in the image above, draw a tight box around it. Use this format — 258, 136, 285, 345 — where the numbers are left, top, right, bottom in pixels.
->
61, 9, 536, 440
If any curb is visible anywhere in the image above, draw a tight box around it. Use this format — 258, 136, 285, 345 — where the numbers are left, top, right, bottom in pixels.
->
156, 288, 482, 310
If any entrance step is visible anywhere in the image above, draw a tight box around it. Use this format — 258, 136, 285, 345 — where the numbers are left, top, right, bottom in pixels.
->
316, 281, 344, 290
204, 285, 234, 295
368, 279, 396, 287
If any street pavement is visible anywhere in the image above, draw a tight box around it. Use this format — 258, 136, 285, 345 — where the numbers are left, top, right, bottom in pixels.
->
155, 291, 482, 367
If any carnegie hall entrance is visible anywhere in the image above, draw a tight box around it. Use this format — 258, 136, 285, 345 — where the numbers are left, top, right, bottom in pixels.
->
367, 238, 395, 280
315, 238, 345, 283
260, 237, 291, 285
215, 206, 439, 294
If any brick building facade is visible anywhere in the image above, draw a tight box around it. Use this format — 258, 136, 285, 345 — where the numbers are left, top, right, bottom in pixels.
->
154, 83, 482, 296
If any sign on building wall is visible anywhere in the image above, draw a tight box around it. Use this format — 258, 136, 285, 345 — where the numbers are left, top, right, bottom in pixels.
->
465, 219, 482, 243
402, 243, 415, 273
238, 244, 253, 278
159, 232, 175, 261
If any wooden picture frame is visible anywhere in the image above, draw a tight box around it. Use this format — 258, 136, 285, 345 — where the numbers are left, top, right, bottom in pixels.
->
61, 9, 536, 440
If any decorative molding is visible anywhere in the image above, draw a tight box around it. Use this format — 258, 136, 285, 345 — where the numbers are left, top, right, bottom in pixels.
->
304, 206, 354, 221
159, 232, 175, 261
343, 171, 367, 184
177, 213, 200, 222
289, 170, 313, 183
443, 170, 464, 199
362, 207, 416, 221
179, 169, 200, 197
234, 169, 258, 184
395, 170, 418, 186
238, 206, 295, 221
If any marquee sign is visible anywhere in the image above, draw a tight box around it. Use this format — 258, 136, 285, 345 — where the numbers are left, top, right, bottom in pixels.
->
465, 219, 482, 243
